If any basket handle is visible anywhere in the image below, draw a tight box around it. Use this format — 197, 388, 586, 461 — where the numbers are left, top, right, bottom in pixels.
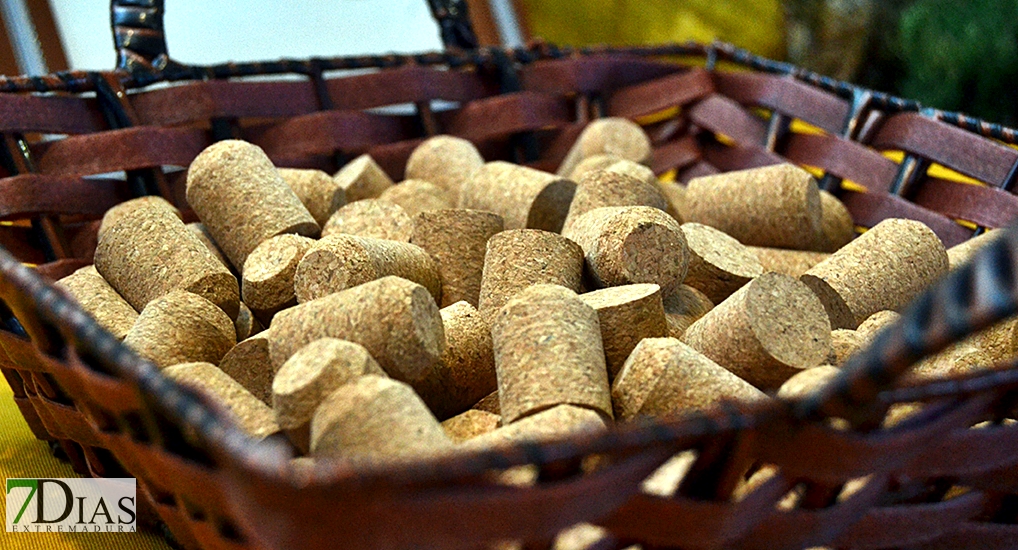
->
110, 0, 478, 73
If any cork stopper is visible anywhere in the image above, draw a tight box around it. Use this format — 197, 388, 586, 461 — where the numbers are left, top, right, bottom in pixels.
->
680, 222, 765, 304
612, 338, 767, 421
441, 409, 500, 443
56, 269, 138, 340
562, 206, 688, 295
491, 284, 612, 423
776, 365, 840, 401
219, 330, 274, 405
242, 234, 316, 321
748, 247, 829, 278
818, 190, 855, 252
404, 135, 484, 200
459, 161, 576, 232
98, 196, 181, 242
233, 302, 263, 341
659, 181, 687, 222
278, 167, 346, 226
410, 209, 505, 307
856, 310, 901, 341
662, 284, 714, 339
557, 118, 652, 178
682, 272, 831, 390
685, 164, 823, 250
294, 234, 441, 303
460, 404, 607, 452
826, 329, 863, 367
567, 154, 624, 181
578, 284, 669, 380
434, 301, 497, 419
947, 228, 1002, 269
477, 229, 584, 324
185, 140, 320, 268
801, 218, 949, 329
94, 197, 239, 318
164, 362, 279, 440
910, 342, 990, 380
563, 170, 669, 230
186, 222, 232, 270
332, 154, 394, 202
378, 179, 454, 217
124, 290, 237, 369
322, 199, 413, 242
472, 390, 500, 415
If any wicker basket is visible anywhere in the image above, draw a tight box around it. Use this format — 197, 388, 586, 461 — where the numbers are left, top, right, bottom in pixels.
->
3, 1, 1018, 548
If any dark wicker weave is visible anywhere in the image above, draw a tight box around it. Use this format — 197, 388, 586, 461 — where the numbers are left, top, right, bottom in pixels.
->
3, 1, 1018, 548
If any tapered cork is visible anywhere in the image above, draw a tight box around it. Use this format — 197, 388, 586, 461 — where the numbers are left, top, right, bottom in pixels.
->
477, 229, 584, 324
186, 140, 320, 268
322, 199, 413, 242
378, 179, 454, 217
186, 222, 232, 270
124, 290, 236, 369
98, 196, 181, 242
164, 362, 279, 440
567, 154, 625, 181
278, 167, 346, 226
233, 302, 263, 341
310, 375, 452, 463
557, 117, 652, 178
776, 365, 840, 400
95, 198, 239, 318
826, 329, 863, 367
612, 338, 767, 421
563, 206, 688, 294
662, 284, 714, 339
459, 161, 576, 232
685, 163, 823, 250
579, 284, 668, 380
818, 190, 855, 252
680, 222, 765, 304
659, 181, 688, 222
801, 218, 949, 329
56, 270, 138, 340
491, 284, 612, 423
563, 170, 669, 230
332, 154, 394, 202
473, 390, 500, 415
404, 135, 484, 200
242, 234, 316, 321
410, 209, 504, 307
682, 272, 831, 390
947, 228, 1002, 269
748, 247, 829, 278
910, 343, 990, 380
441, 409, 500, 442
294, 234, 441, 303
602, 159, 683, 221
434, 301, 496, 419
460, 404, 608, 451
856, 310, 901, 342
219, 330, 274, 405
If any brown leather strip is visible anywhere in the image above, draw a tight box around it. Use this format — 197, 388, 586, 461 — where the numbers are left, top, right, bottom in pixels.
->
840, 189, 973, 247
0, 175, 130, 220
782, 132, 898, 192
367, 139, 424, 181
33, 127, 210, 176
131, 80, 318, 126
326, 65, 496, 111
903, 423, 1018, 478
13, 394, 51, 440
649, 135, 701, 175
688, 94, 767, 146
701, 140, 785, 172
33, 258, 89, 281
713, 72, 850, 134
912, 178, 1018, 229
678, 160, 720, 182
832, 492, 986, 549
0, 93, 103, 134
244, 111, 415, 162
521, 55, 683, 95
31, 395, 102, 446
0, 224, 46, 264
606, 68, 714, 119
439, 91, 573, 143
916, 522, 1018, 550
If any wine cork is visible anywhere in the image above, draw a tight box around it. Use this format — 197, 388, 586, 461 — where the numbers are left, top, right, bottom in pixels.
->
56, 270, 138, 340
659, 181, 688, 222
603, 159, 683, 221
410, 209, 504, 307
800, 218, 949, 329
459, 161, 576, 232
473, 390, 500, 415
98, 196, 181, 242
272, 338, 385, 452
491, 284, 612, 423
294, 234, 441, 303
322, 199, 413, 242
818, 190, 855, 252
434, 301, 496, 419
562, 169, 669, 230
662, 284, 714, 339
233, 302, 263, 341
680, 222, 765, 304
856, 310, 901, 342
404, 135, 484, 200
378, 179, 454, 217
164, 362, 279, 440
682, 272, 831, 390
685, 163, 823, 250
124, 290, 236, 369
186, 140, 320, 268
557, 117, 652, 178
562, 206, 688, 294
910, 342, 990, 380
278, 167, 346, 226
441, 409, 500, 443
612, 338, 767, 421
460, 404, 607, 451
186, 222, 231, 270
776, 365, 840, 400
310, 375, 452, 463
947, 228, 1003, 269
332, 154, 394, 202
826, 329, 863, 367
748, 247, 830, 278
94, 198, 239, 318
477, 229, 584, 324
242, 234, 316, 321
218, 330, 274, 405
567, 154, 624, 181
578, 284, 668, 380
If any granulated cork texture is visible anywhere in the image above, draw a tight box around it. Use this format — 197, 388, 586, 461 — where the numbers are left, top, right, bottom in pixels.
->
404, 135, 484, 201
568, 154, 625, 181
332, 154, 394, 202
233, 302, 263, 341
680, 222, 764, 304
776, 365, 841, 400
472, 390, 500, 415
187, 222, 232, 270
826, 329, 863, 367
124, 290, 236, 369
164, 362, 279, 440
856, 310, 901, 342
219, 329, 274, 405
460, 404, 607, 452
460, 161, 576, 232
98, 196, 181, 242
659, 181, 688, 222
441, 409, 500, 443
411, 209, 504, 307
748, 247, 829, 278
818, 190, 855, 252
661, 284, 714, 339
278, 167, 346, 226
557, 118, 652, 178
56, 269, 138, 340
579, 284, 668, 380
378, 179, 454, 216
563, 170, 669, 230
946, 227, 1002, 269
322, 199, 414, 242
242, 234, 316, 319
435, 301, 497, 419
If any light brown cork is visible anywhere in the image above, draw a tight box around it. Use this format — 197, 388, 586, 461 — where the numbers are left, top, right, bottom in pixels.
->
309, 375, 452, 464
460, 404, 608, 451
856, 310, 901, 342
98, 196, 181, 242
404, 135, 484, 200
662, 284, 714, 339
680, 222, 765, 304
163, 362, 279, 440
612, 337, 766, 421
94, 198, 239, 318
378, 179, 454, 217
185, 140, 320, 268
557, 117, 652, 178
322, 199, 413, 242
567, 154, 624, 181
947, 228, 1002, 269
459, 161, 576, 232
826, 329, 863, 367
659, 181, 688, 222
124, 290, 236, 369
434, 301, 497, 419
579, 283, 668, 380
332, 154, 394, 202
410, 209, 504, 307
818, 190, 855, 252
56, 269, 138, 340
472, 390, 500, 415
682, 272, 831, 390
278, 167, 346, 226
491, 284, 612, 423
477, 229, 584, 324
219, 330, 274, 405
562, 206, 688, 294
748, 247, 830, 278
800, 218, 949, 329
233, 302, 263, 341
186, 222, 231, 270
776, 365, 841, 400
242, 234, 316, 321
603, 159, 683, 221
685, 163, 823, 250
294, 234, 441, 303
562, 169, 669, 230
910, 343, 991, 381
441, 409, 500, 443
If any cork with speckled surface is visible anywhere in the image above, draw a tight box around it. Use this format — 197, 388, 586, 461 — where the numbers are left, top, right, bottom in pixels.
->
434, 301, 496, 420
187, 222, 232, 271
56, 270, 138, 340
242, 234, 316, 320
278, 167, 346, 226
659, 181, 687, 222
776, 365, 841, 400
801, 218, 948, 329
557, 117, 652, 178
563, 206, 688, 294
611, 337, 766, 421
680, 222, 764, 304
98, 196, 181, 242
856, 310, 901, 342
605, 159, 683, 220
459, 161, 576, 232
441, 409, 500, 442
579, 284, 668, 380
491, 284, 612, 423
685, 164, 823, 250
568, 154, 624, 181
294, 234, 441, 303
378, 179, 454, 217
563, 170, 669, 231
218, 330, 274, 405
472, 390, 500, 415
682, 272, 831, 390
818, 190, 855, 251
322, 199, 413, 242
405, 135, 484, 201
186, 140, 320, 268
460, 404, 607, 451
748, 246, 829, 278
909, 342, 991, 380
164, 362, 279, 440
662, 284, 714, 339
947, 227, 1002, 269
124, 290, 236, 369
411, 209, 504, 307
233, 302, 263, 341
826, 329, 863, 367
332, 154, 394, 202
